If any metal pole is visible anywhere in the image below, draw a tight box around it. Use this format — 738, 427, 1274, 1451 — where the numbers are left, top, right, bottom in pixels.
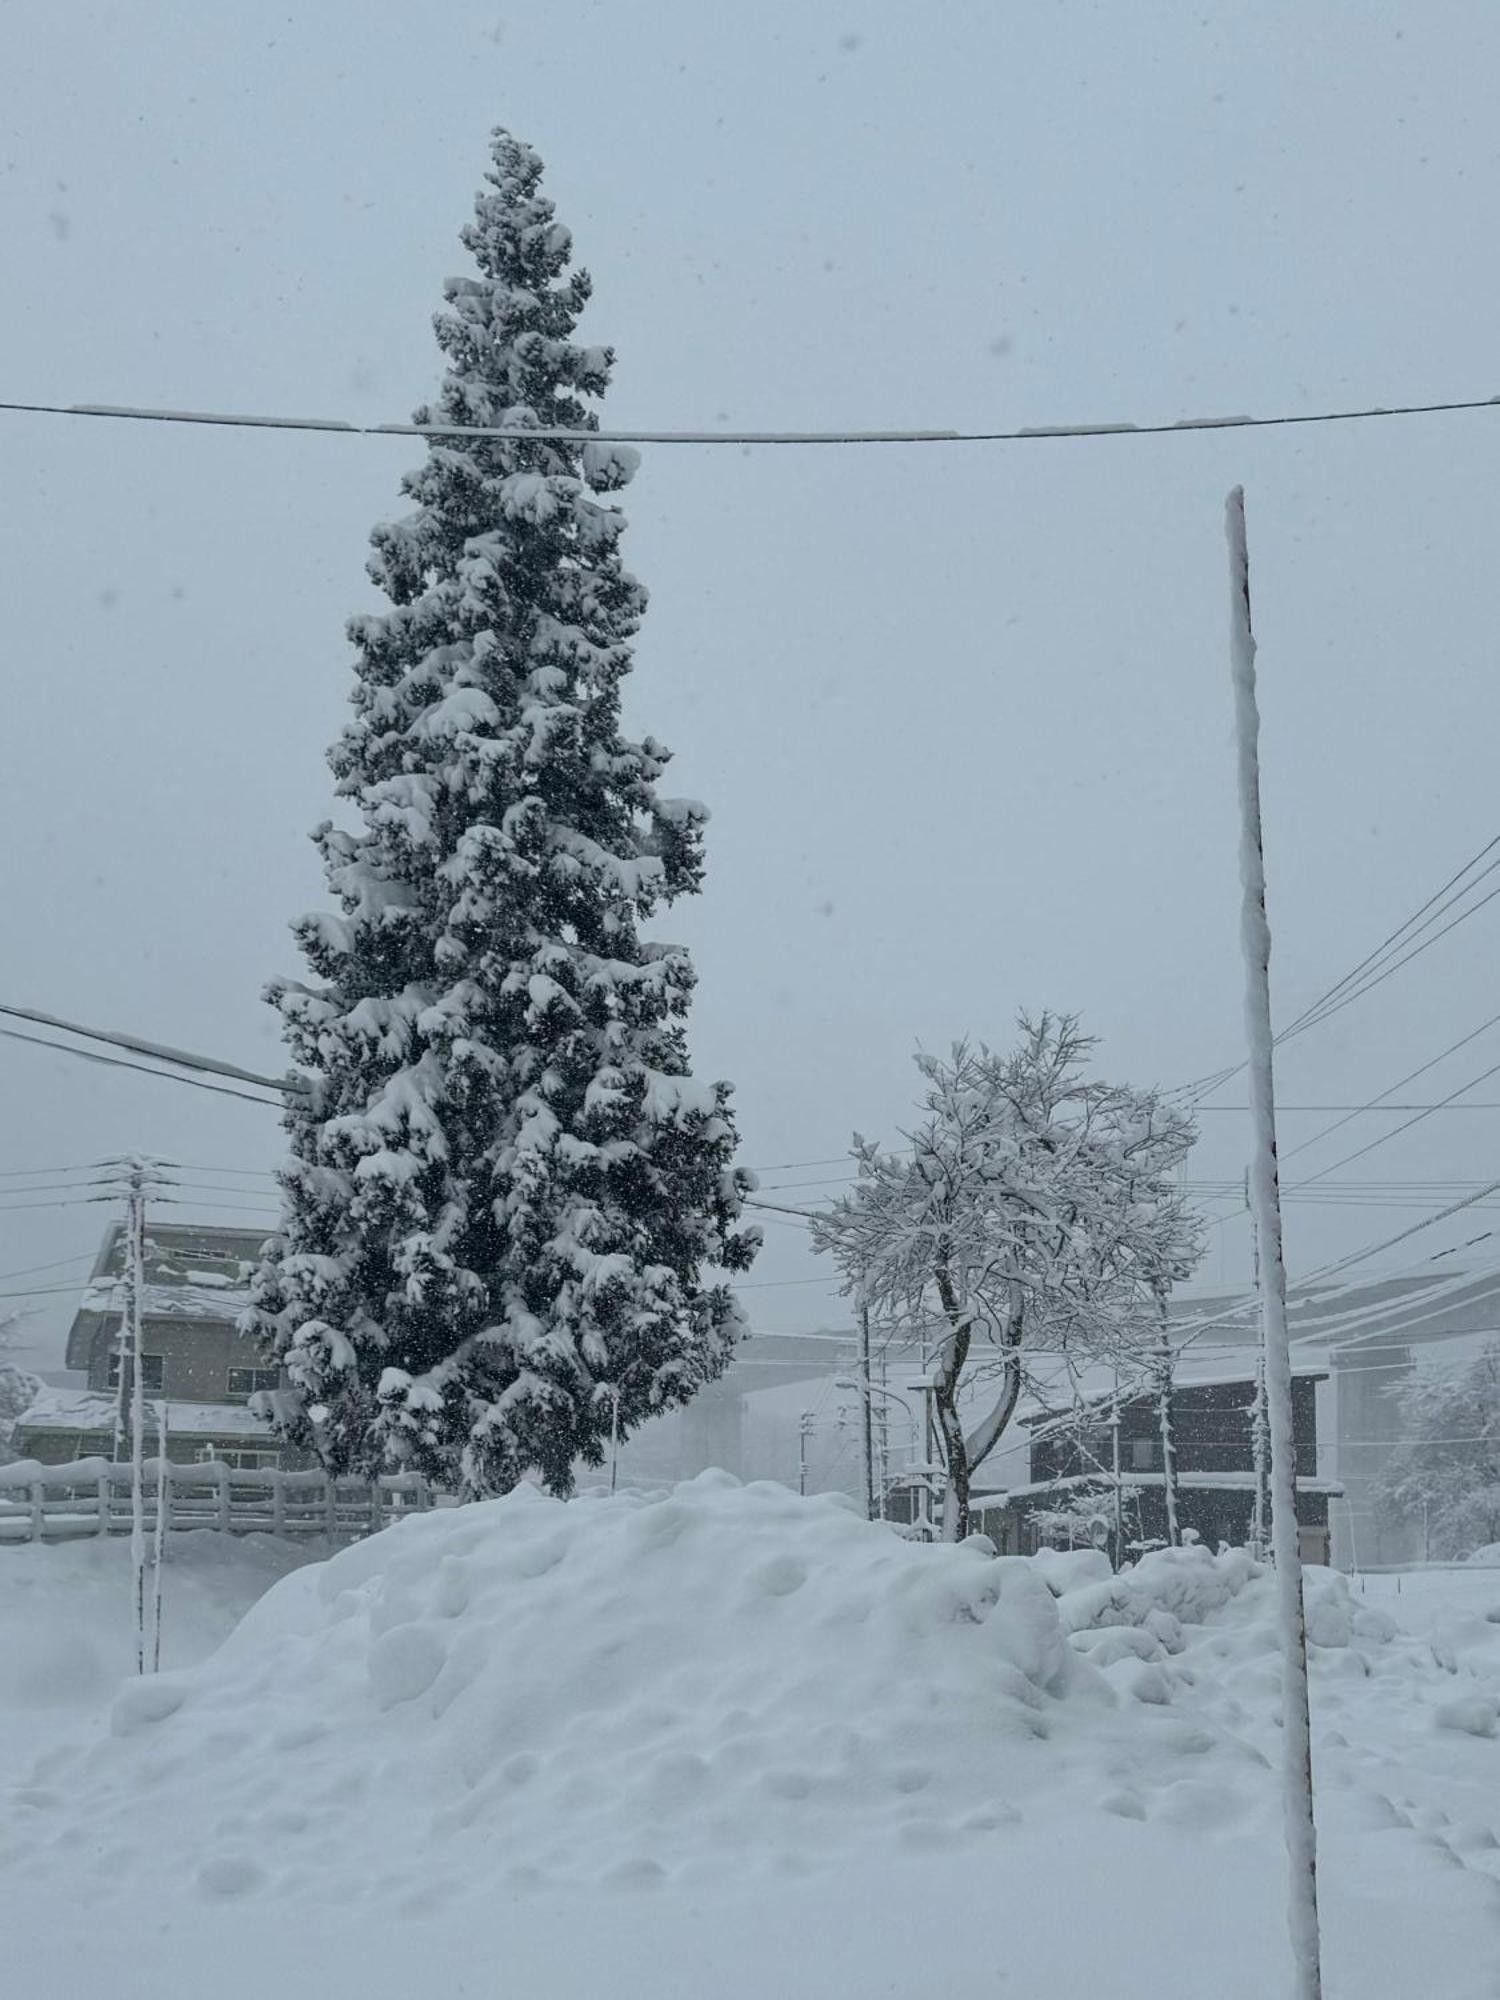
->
1110, 1377, 1125, 1570
798, 1410, 812, 1497
609, 1384, 621, 1495
1226, 485, 1322, 2000
859, 1305, 876, 1521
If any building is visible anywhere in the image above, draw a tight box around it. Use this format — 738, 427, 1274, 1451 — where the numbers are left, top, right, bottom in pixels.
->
11, 1221, 298, 1469
1172, 1266, 1500, 1566
972, 1367, 1340, 1565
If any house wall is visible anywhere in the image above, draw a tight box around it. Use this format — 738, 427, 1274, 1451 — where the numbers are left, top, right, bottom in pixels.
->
1032, 1376, 1320, 1483
13, 1428, 289, 1469
85, 1317, 279, 1404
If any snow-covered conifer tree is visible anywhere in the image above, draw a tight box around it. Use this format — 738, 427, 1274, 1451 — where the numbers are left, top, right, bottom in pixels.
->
246, 130, 758, 1494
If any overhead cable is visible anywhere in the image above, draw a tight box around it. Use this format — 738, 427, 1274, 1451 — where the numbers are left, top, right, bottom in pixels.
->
4, 389, 1500, 449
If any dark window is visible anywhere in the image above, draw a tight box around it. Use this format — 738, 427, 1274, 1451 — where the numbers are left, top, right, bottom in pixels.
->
1130, 1437, 1158, 1471
226, 1367, 279, 1402
106, 1352, 164, 1391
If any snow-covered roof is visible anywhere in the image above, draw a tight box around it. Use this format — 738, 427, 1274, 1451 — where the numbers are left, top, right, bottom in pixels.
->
980, 1470, 1345, 1503
14, 1387, 272, 1439
76, 1279, 252, 1322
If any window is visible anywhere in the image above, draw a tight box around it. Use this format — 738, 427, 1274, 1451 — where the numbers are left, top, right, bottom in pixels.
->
226, 1367, 280, 1402
1130, 1438, 1158, 1471
106, 1352, 164, 1391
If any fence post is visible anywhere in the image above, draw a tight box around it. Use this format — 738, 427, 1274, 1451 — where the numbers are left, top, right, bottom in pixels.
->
96, 1470, 110, 1536
370, 1480, 382, 1537
272, 1471, 286, 1537
215, 1462, 231, 1534
324, 1475, 338, 1542
29, 1478, 44, 1543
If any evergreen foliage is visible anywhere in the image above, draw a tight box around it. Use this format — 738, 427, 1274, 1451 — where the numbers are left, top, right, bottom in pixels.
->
247, 131, 758, 1493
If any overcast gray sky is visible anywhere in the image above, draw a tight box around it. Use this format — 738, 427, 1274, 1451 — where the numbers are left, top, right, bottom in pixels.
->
5, 1, 1500, 1367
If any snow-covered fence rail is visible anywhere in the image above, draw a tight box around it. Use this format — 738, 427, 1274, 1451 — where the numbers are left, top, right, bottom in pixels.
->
0, 1457, 433, 1544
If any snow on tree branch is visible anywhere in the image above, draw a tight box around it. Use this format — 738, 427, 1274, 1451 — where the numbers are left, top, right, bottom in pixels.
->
811, 1016, 1203, 1539
246, 130, 757, 1494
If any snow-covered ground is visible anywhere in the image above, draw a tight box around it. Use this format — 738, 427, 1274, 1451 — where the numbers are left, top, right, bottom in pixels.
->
1, 1480, 1497, 2000
0, 1530, 316, 1776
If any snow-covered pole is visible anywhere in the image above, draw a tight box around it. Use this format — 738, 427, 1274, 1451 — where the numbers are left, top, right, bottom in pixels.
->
126, 1160, 148, 1678
1225, 486, 1323, 2000
858, 1303, 876, 1521
1251, 1351, 1270, 1559
150, 1397, 168, 1673
1154, 1288, 1180, 1546
609, 1384, 622, 1495
1110, 1376, 1125, 1571
110, 1270, 131, 1461
1247, 1170, 1270, 1558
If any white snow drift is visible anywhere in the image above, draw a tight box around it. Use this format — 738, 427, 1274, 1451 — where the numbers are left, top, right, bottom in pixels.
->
0, 1470, 1432, 1912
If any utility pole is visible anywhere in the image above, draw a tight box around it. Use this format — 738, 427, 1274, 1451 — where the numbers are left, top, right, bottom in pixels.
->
1154, 1285, 1180, 1547
797, 1409, 815, 1496
151, 1399, 168, 1671
876, 1351, 891, 1518
1226, 486, 1322, 2000
858, 1304, 876, 1521
121, 1156, 150, 1677
99, 1155, 171, 1675
1248, 1170, 1270, 1559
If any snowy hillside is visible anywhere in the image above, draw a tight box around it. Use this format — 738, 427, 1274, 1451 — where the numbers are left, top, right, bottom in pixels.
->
1, 1479, 1498, 1997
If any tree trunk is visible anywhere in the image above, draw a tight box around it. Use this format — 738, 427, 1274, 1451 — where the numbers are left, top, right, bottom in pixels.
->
931, 1268, 973, 1541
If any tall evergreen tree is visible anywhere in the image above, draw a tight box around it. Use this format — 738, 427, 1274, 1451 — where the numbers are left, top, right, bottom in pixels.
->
247, 130, 758, 1495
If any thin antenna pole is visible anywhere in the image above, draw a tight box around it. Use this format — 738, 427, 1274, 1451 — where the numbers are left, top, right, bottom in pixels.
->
1226, 485, 1323, 2000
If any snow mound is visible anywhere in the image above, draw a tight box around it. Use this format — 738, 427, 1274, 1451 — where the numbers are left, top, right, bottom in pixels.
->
1, 1476, 1274, 1903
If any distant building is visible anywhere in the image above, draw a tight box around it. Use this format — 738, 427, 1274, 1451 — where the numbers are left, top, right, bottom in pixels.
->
969, 1367, 1340, 1565
11, 1222, 298, 1469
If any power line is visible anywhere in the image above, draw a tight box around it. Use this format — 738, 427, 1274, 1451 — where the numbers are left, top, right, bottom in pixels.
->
0, 1025, 284, 1107
1280, 845, 1500, 1041
1178, 831, 1500, 1103
0, 1252, 97, 1287
0, 1001, 296, 1096
1281, 1008, 1500, 1165
5, 390, 1500, 449
1290, 1056, 1500, 1190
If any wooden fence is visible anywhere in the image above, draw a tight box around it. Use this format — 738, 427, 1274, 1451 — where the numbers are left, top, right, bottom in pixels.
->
0, 1455, 434, 1543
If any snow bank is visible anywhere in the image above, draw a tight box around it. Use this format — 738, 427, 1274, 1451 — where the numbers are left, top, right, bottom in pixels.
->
2, 1475, 1277, 1905
0, 1532, 314, 1776
5, 1485, 1500, 2000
